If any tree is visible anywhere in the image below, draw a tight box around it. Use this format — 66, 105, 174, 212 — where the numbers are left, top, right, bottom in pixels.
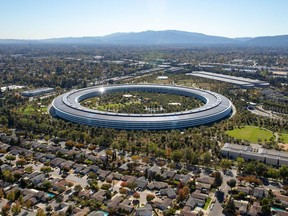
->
146, 194, 155, 202
0, 188, 4, 199
11, 202, 21, 216
24, 166, 34, 173
243, 162, 256, 175
16, 158, 26, 167
213, 171, 223, 188
74, 184, 83, 193
2, 170, 15, 182
236, 157, 245, 173
261, 198, 271, 216
202, 152, 211, 167
267, 168, 280, 179
65, 140, 75, 149
6, 190, 15, 202
172, 149, 183, 162
40, 166, 52, 173
280, 165, 288, 181
5, 154, 16, 164
36, 208, 46, 216
223, 198, 236, 215
119, 188, 127, 194
227, 179, 236, 191
220, 159, 233, 171
133, 192, 140, 199
177, 186, 190, 202
1, 204, 10, 216
255, 162, 267, 177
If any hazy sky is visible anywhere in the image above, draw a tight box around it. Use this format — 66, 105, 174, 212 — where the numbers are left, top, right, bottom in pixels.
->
1, 0, 287, 39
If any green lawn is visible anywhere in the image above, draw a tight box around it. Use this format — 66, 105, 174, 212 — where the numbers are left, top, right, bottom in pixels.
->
280, 133, 288, 144
21, 105, 47, 115
204, 197, 212, 210
226, 126, 274, 143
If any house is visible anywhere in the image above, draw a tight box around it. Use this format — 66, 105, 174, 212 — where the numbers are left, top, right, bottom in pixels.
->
185, 196, 197, 209
97, 169, 111, 181
74, 207, 90, 216
274, 191, 288, 206
248, 201, 262, 216
181, 174, 193, 185
30, 173, 46, 186
87, 155, 98, 162
135, 177, 148, 190
89, 165, 99, 172
135, 204, 153, 216
253, 187, 265, 199
154, 198, 172, 210
122, 175, 136, 184
197, 176, 214, 185
1, 164, 12, 172
107, 195, 122, 209
92, 190, 106, 202
119, 199, 134, 214
162, 170, 176, 180
147, 182, 168, 190
148, 165, 161, 177
196, 182, 212, 191
59, 160, 74, 170
191, 190, 208, 207
78, 190, 91, 199
50, 157, 65, 167
73, 164, 85, 173
0, 142, 10, 152
174, 174, 185, 181
57, 148, 69, 156
113, 172, 123, 180
237, 186, 251, 195
80, 167, 90, 175
160, 188, 177, 199
119, 162, 129, 172
180, 206, 198, 216
234, 200, 249, 215
135, 165, 148, 174
35, 153, 45, 161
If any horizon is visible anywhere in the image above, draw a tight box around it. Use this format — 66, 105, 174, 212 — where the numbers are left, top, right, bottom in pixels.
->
1, 0, 288, 40
1, 29, 288, 41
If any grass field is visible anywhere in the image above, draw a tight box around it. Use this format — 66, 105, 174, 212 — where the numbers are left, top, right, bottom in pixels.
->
280, 133, 288, 144
226, 126, 274, 143
21, 105, 47, 115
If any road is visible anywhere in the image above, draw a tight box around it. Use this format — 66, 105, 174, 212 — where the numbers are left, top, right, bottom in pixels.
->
209, 169, 237, 216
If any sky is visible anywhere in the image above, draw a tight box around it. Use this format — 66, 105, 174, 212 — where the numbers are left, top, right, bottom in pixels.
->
1, 0, 287, 39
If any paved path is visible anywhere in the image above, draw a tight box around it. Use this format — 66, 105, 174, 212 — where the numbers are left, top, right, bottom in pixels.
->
209, 169, 237, 216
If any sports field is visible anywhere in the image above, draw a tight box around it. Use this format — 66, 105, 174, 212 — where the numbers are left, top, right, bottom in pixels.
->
226, 126, 274, 143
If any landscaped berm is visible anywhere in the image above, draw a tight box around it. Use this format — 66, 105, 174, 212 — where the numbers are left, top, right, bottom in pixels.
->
226, 126, 274, 143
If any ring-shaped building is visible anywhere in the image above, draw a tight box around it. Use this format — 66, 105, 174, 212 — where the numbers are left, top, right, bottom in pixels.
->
50, 84, 232, 130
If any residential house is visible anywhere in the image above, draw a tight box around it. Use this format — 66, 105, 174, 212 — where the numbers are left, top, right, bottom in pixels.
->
92, 190, 106, 202
119, 199, 134, 214
160, 188, 177, 199
248, 201, 262, 216
234, 200, 249, 215
135, 177, 148, 190
135, 204, 153, 216
107, 195, 123, 209
162, 170, 176, 180
154, 198, 172, 210
147, 182, 168, 190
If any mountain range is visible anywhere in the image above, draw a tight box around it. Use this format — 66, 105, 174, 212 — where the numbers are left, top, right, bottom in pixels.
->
1, 30, 288, 47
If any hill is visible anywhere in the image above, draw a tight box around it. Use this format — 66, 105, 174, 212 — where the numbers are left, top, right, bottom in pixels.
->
0, 30, 288, 47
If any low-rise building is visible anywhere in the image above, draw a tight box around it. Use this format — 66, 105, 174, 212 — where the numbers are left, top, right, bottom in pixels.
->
221, 143, 288, 166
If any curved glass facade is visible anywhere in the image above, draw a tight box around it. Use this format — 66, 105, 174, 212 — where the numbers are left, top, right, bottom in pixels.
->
50, 84, 232, 130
